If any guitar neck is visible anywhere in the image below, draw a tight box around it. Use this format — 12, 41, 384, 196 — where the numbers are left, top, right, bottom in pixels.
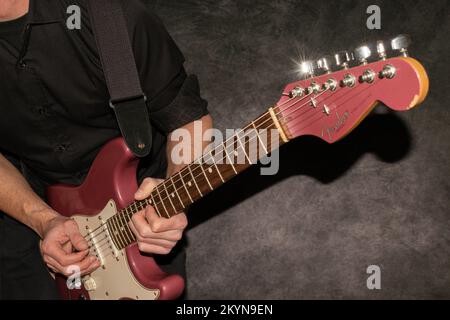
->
107, 108, 287, 249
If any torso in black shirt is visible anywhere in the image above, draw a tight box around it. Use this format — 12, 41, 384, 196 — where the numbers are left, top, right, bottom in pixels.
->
0, 0, 208, 186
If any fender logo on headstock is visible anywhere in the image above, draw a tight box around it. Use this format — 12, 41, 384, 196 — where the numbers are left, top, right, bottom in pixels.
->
321, 110, 350, 141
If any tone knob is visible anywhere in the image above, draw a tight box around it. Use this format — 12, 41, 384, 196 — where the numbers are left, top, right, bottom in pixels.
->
334, 51, 353, 69
316, 56, 332, 74
354, 45, 372, 64
391, 34, 411, 57
376, 41, 387, 60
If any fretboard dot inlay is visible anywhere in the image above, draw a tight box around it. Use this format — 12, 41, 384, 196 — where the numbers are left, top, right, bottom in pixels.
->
188, 181, 192, 187
171, 193, 175, 198
208, 168, 213, 173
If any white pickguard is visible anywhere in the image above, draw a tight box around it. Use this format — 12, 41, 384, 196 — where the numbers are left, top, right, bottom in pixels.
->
72, 200, 159, 300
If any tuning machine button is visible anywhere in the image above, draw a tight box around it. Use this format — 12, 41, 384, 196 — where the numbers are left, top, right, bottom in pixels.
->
334, 51, 353, 69
316, 56, 332, 74
391, 34, 411, 57
354, 45, 372, 65
300, 61, 315, 78
376, 41, 387, 60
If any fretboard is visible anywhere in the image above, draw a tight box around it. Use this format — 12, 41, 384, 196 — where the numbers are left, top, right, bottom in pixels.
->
107, 109, 287, 250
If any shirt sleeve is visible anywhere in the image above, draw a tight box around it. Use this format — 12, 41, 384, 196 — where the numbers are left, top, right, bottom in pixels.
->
123, 0, 209, 134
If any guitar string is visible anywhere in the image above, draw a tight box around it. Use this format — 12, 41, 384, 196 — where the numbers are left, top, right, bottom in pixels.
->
89, 78, 386, 260
80, 89, 316, 242
85, 83, 348, 252
84, 76, 385, 253
84, 80, 356, 248
83, 90, 322, 253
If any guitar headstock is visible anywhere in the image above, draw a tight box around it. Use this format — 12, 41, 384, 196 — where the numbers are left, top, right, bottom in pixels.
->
275, 35, 429, 143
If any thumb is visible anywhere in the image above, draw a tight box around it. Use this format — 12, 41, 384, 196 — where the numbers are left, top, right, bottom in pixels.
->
66, 221, 89, 252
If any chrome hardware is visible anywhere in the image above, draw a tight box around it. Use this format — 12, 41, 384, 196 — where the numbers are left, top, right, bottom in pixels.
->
317, 57, 332, 74
379, 64, 396, 79
310, 98, 317, 108
310, 82, 321, 94
300, 61, 315, 77
391, 34, 411, 57
322, 78, 338, 91
322, 105, 331, 115
341, 74, 356, 87
354, 45, 372, 65
334, 51, 353, 69
376, 41, 387, 60
359, 69, 376, 83
289, 86, 304, 98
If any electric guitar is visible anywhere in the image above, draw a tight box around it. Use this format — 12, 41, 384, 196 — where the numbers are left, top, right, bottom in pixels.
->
47, 35, 429, 300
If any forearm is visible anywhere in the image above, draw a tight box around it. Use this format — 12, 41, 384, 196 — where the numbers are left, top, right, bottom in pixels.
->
166, 114, 213, 176
0, 154, 58, 238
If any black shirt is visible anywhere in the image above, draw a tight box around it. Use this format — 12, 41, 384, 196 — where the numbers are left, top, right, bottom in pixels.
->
0, 0, 208, 185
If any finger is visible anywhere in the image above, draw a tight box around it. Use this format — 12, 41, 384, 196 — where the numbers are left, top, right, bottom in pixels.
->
135, 177, 162, 200
45, 243, 89, 267
43, 256, 70, 276
130, 211, 152, 237
136, 242, 172, 255
145, 209, 188, 233
65, 220, 89, 251
45, 254, 98, 276
129, 221, 182, 242
80, 259, 101, 276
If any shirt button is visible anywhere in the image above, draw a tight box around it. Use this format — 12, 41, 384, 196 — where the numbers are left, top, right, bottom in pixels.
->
56, 144, 68, 152
18, 60, 27, 69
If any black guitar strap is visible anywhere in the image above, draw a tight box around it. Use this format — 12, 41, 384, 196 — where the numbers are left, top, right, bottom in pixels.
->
87, 0, 152, 157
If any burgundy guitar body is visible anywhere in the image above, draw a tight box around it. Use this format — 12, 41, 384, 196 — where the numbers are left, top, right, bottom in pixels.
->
47, 138, 184, 300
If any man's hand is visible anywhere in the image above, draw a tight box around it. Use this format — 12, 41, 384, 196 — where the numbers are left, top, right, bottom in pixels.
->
40, 215, 100, 276
130, 177, 188, 255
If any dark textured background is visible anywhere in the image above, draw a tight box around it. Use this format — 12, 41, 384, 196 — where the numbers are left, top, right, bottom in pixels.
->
144, 0, 450, 299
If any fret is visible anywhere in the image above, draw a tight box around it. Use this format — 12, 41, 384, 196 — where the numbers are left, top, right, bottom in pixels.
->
124, 207, 132, 221
154, 186, 170, 218
118, 211, 133, 245
251, 121, 268, 154
178, 171, 194, 203
209, 150, 225, 182
187, 164, 203, 197
114, 215, 128, 249
170, 175, 185, 209
197, 158, 213, 190
222, 142, 238, 174
163, 181, 177, 214
105, 220, 119, 250
109, 217, 125, 250
235, 130, 252, 164
149, 193, 162, 217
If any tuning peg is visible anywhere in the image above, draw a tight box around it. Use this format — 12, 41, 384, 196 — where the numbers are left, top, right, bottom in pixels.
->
334, 51, 353, 69
376, 41, 387, 60
299, 61, 315, 77
391, 34, 411, 57
354, 45, 372, 65
316, 56, 332, 74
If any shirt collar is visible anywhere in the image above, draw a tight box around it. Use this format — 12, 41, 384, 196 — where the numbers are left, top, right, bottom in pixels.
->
27, 0, 65, 25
